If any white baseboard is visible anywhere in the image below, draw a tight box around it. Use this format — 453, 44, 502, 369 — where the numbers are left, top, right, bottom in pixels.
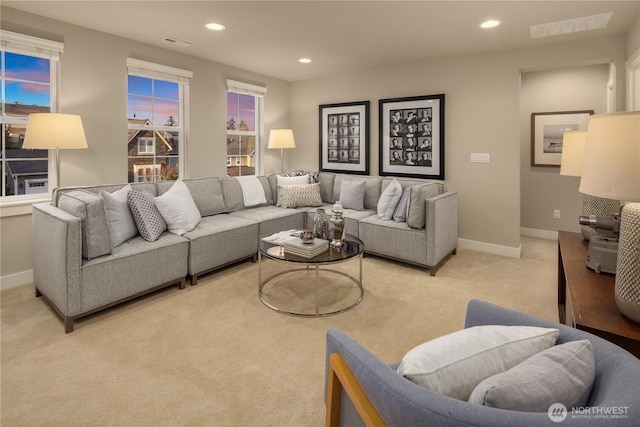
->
457, 238, 522, 258
0, 270, 33, 291
520, 227, 558, 241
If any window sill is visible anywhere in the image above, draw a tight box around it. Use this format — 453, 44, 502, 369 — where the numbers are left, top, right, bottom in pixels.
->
0, 196, 52, 218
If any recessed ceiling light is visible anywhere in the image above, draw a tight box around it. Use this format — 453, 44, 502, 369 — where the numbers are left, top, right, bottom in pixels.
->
299, 58, 312, 64
480, 20, 501, 29
205, 22, 226, 31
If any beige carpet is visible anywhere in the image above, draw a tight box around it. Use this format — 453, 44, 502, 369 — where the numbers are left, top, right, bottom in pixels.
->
1, 237, 558, 426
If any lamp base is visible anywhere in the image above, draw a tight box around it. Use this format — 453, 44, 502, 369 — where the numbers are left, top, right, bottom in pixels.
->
615, 203, 640, 324
586, 236, 618, 274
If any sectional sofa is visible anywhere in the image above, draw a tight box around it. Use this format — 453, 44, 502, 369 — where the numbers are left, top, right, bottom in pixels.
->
31, 171, 457, 332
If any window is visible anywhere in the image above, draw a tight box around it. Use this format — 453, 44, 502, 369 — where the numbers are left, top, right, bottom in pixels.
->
226, 80, 266, 176
0, 31, 63, 200
127, 58, 191, 183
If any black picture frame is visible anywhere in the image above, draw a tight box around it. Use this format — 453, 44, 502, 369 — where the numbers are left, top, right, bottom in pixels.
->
530, 110, 593, 167
319, 101, 370, 175
379, 94, 445, 180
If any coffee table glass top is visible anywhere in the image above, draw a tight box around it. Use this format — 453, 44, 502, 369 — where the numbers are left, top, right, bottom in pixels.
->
259, 233, 364, 264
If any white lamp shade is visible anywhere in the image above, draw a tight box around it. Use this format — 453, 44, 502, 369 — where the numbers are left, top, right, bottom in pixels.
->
579, 112, 640, 202
267, 129, 296, 149
560, 130, 587, 177
23, 113, 88, 150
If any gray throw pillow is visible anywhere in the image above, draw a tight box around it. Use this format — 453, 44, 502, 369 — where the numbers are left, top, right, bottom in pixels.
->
393, 187, 411, 223
127, 190, 167, 242
468, 340, 595, 412
339, 180, 366, 210
57, 190, 112, 259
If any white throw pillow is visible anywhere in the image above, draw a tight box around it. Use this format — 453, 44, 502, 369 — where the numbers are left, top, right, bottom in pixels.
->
100, 184, 138, 247
276, 174, 310, 206
154, 180, 201, 236
377, 179, 403, 220
397, 325, 559, 401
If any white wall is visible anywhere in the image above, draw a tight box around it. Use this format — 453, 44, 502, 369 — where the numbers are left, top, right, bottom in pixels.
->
0, 7, 291, 282
289, 36, 628, 254
520, 64, 610, 234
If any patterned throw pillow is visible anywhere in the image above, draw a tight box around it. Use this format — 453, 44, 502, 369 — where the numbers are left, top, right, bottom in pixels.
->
278, 183, 323, 208
393, 187, 412, 223
307, 171, 320, 184
127, 190, 167, 242
285, 170, 306, 177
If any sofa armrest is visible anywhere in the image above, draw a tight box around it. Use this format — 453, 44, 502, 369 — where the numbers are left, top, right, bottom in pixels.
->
32, 203, 83, 317
425, 191, 458, 267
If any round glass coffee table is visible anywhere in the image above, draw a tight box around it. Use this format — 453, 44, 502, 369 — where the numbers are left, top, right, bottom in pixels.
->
258, 234, 364, 317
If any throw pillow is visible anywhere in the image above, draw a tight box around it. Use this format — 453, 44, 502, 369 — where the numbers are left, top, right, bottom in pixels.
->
278, 183, 323, 208
285, 170, 306, 177
57, 190, 112, 259
377, 179, 403, 220
393, 187, 411, 223
468, 340, 595, 412
407, 182, 443, 229
339, 180, 366, 210
308, 171, 320, 184
276, 174, 310, 206
127, 190, 167, 242
397, 325, 559, 401
154, 180, 201, 236
100, 184, 138, 247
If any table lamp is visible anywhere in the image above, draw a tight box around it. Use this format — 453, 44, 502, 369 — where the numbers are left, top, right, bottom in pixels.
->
268, 129, 296, 173
578, 111, 640, 323
560, 130, 619, 240
23, 113, 88, 189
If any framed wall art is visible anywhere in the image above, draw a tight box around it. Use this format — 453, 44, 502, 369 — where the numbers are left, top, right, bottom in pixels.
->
530, 110, 593, 167
319, 101, 370, 175
379, 94, 445, 179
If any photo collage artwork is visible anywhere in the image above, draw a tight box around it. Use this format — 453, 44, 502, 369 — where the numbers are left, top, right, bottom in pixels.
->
388, 107, 433, 167
327, 113, 361, 164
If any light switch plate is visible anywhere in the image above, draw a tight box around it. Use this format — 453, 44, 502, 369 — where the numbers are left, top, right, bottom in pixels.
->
471, 153, 490, 163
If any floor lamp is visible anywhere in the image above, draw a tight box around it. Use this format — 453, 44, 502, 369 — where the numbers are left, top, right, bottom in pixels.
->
268, 129, 296, 173
23, 113, 88, 190
578, 111, 640, 323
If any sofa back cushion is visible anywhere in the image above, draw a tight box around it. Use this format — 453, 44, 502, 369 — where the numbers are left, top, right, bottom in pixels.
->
317, 172, 336, 203
158, 177, 226, 217
54, 183, 157, 206
220, 176, 272, 212
57, 190, 112, 259
407, 182, 444, 229
333, 175, 382, 210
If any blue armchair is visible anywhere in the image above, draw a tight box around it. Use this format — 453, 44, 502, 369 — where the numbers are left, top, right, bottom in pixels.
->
325, 299, 640, 426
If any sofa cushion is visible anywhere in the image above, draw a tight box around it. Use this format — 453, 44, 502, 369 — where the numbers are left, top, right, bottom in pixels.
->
397, 325, 559, 401
377, 179, 403, 220
127, 190, 167, 242
468, 340, 595, 412
278, 183, 323, 208
154, 180, 201, 236
339, 180, 366, 210
393, 187, 411, 223
100, 184, 138, 247
158, 177, 226, 217
407, 182, 443, 229
57, 189, 112, 259
317, 172, 336, 203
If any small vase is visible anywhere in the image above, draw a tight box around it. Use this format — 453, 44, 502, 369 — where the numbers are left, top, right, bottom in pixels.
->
313, 208, 329, 240
329, 206, 345, 251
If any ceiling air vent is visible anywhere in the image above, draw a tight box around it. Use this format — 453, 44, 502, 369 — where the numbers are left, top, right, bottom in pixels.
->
161, 37, 191, 47
530, 12, 613, 39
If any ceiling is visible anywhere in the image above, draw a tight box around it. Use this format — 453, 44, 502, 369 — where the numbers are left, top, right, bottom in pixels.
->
3, 1, 639, 82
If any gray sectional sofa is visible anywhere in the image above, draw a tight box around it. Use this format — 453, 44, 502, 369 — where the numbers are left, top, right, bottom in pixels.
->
31, 172, 457, 332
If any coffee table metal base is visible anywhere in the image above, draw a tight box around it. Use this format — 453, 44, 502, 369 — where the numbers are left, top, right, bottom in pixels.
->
258, 259, 363, 318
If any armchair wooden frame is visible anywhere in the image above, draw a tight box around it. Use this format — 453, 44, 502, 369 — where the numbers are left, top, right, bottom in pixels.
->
325, 353, 387, 427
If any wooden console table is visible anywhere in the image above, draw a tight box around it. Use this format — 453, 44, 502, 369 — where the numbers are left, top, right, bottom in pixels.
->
558, 231, 640, 357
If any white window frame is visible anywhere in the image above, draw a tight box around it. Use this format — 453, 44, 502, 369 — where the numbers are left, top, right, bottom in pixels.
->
0, 30, 63, 209
137, 137, 156, 155
226, 79, 266, 176
127, 58, 192, 182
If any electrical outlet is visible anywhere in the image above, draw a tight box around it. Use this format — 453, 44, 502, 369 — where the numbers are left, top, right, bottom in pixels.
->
554, 209, 561, 219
